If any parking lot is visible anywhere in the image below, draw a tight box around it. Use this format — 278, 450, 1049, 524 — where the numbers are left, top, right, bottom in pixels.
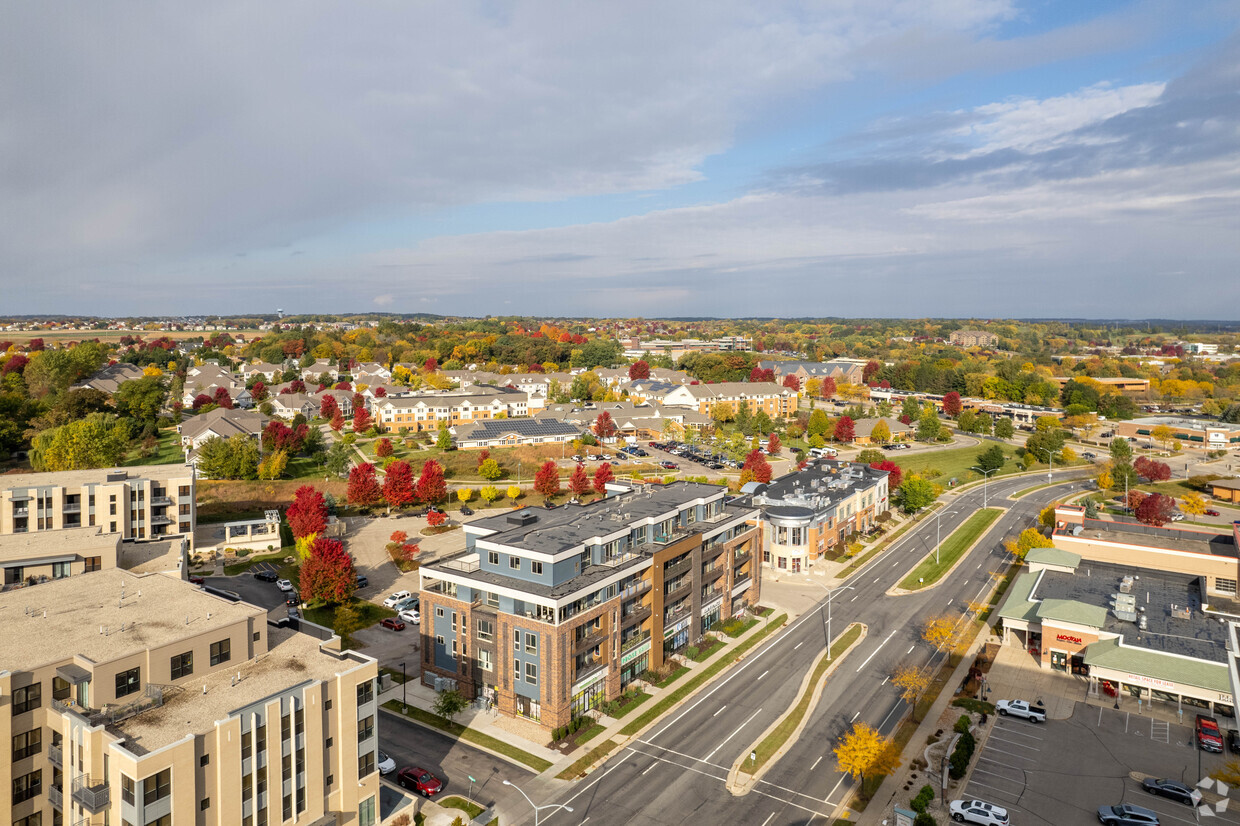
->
960, 704, 1238, 825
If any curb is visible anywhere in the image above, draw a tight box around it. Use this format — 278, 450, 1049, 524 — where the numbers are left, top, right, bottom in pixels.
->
885, 507, 1007, 596
726, 623, 867, 795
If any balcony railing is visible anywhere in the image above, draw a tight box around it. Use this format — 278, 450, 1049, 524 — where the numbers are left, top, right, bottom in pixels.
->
733, 576, 752, 592
48, 784, 63, 810
72, 775, 110, 812
48, 744, 62, 766
733, 549, 752, 566
574, 628, 607, 653
701, 587, 723, 603
621, 603, 652, 627
152, 496, 173, 506
439, 554, 481, 573
62, 502, 81, 513
620, 579, 652, 600
663, 603, 690, 625
621, 629, 652, 653
574, 658, 605, 683
664, 580, 691, 602
701, 564, 725, 583
663, 558, 691, 579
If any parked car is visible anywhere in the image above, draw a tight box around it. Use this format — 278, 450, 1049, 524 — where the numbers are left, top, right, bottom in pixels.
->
995, 699, 1046, 723
383, 590, 413, 607
459, 505, 474, 516
1197, 714, 1225, 752
659, 461, 678, 470
1230, 728, 1240, 753
948, 799, 1009, 825
356, 574, 369, 588
396, 767, 444, 797
1083, 451, 1097, 459
1097, 803, 1160, 825
377, 751, 396, 775
379, 617, 406, 631
1141, 777, 1202, 806
398, 608, 421, 624
1169, 511, 1185, 522
393, 596, 420, 612
188, 574, 205, 585
285, 590, 300, 607
254, 570, 278, 582
275, 579, 294, 592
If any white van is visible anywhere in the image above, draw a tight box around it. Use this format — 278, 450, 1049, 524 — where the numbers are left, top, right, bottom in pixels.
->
809, 447, 838, 459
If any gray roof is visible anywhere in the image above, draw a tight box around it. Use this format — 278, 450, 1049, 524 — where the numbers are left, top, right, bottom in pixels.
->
179, 407, 267, 441
752, 459, 888, 518
1057, 518, 1237, 559
1025, 547, 1082, 569
453, 418, 581, 441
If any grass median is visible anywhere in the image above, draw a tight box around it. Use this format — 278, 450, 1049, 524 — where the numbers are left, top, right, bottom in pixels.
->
381, 701, 552, 773
742, 623, 863, 774
898, 508, 1001, 590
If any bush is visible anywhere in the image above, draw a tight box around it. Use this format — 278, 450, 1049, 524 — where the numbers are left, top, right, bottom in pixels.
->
685, 645, 700, 660
914, 814, 938, 826
953, 714, 971, 735
948, 730, 976, 779
910, 784, 935, 813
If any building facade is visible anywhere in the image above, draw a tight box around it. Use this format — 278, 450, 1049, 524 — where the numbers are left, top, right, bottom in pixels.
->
417, 482, 761, 730
373, 388, 530, 433
661, 382, 799, 420
0, 570, 382, 826
949, 330, 999, 347
1115, 416, 1240, 450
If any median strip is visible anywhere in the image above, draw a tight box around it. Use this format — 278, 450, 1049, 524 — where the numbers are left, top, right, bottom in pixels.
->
897, 507, 1002, 591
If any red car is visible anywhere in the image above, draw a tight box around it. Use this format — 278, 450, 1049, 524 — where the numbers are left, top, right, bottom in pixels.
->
1197, 714, 1224, 753
396, 767, 443, 797
188, 575, 205, 585
379, 617, 406, 632
1206, 509, 1221, 517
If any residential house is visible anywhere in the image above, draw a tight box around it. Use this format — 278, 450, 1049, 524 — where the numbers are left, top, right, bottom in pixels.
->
950, 330, 999, 347
451, 417, 582, 450
70, 363, 146, 395
239, 361, 286, 382
852, 416, 914, 445
300, 359, 339, 383
178, 407, 268, 453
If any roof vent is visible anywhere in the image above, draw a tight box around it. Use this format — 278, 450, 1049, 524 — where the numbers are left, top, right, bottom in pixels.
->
106, 470, 128, 482
507, 511, 537, 527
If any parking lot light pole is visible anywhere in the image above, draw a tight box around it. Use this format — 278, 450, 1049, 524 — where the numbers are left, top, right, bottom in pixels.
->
503, 779, 573, 826
969, 466, 998, 508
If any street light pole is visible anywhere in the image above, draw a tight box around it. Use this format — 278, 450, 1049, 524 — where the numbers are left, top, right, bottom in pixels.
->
969, 466, 998, 508
503, 779, 573, 826
802, 580, 854, 657
1037, 448, 1055, 484
400, 661, 407, 711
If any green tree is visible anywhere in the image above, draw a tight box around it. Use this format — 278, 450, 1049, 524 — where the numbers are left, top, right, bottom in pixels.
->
975, 444, 1006, 472
1109, 436, 1133, 463
994, 417, 1014, 439
436, 424, 453, 450
333, 603, 362, 645
856, 448, 885, 464
196, 434, 260, 480
30, 413, 132, 471
900, 396, 920, 422
114, 376, 168, 425
915, 404, 940, 441
897, 476, 936, 513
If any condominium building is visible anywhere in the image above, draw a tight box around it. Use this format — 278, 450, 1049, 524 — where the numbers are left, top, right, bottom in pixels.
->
748, 459, 891, 573
949, 329, 999, 348
661, 382, 799, 420
372, 387, 530, 433
418, 482, 761, 729
0, 569, 382, 826
0, 466, 197, 585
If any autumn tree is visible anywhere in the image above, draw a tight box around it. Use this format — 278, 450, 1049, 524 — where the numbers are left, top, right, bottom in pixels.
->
1096, 468, 1114, 491
213, 386, 234, 409
257, 450, 288, 481
834, 722, 900, 791
415, 459, 448, 505
375, 437, 394, 458
347, 462, 384, 507
480, 485, 499, 503
820, 376, 836, 398
506, 485, 522, 503
568, 463, 591, 497
457, 487, 473, 503
1004, 528, 1054, 559
329, 410, 346, 431
782, 374, 800, 391
593, 411, 617, 440
869, 419, 891, 444
869, 460, 902, 488
833, 415, 855, 443
767, 433, 782, 455
892, 665, 933, 721
593, 462, 614, 493
922, 614, 961, 654
1136, 492, 1176, 526
1182, 492, 1207, 517
30, 413, 132, 472
942, 392, 962, 417
897, 476, 935, 512
287, 485, 328, 540
298, 536, 356, 605
628, 360, 650, 380
476, 448, 490, 467
478, 458, 502, 481
320, 394, 339, 420
352, 406, 373, 433
739, 449, 772, 484
380, 460, 415, 510
1150, 424, 1175, 452
1134, 456, 1171, 482
534, 460, 561, 497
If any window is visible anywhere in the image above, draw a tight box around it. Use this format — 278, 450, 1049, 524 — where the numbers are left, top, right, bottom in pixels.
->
525, 632, 537, 653
358, 715, 374, 742
179, 485, 191, 496
358, 750, 376, 777
360, 795, 377, 826
488, 551, 499, 565
179, 503, 191, 515
200, 753, 210, 767
171, 651, 193, 680
435, 607, 444, 618
85, 556, 101, 573
532, 561, 544, 575
436, 635, 445, 646
477, 619, 493, 642
357, 680, 374, 705
478, 650, 493, 672
514, 630, 521, 651
525, 662, 538, 685
143, 769, 171, 805
509, 556, 521, 570
256, 723, 267, 753
110, 503, 117, 515
201, 798, 211, 811
487, 590, 500, 608
451, 612, 457, 632
52, 561, 71, 579
1217, 578, 1238, 595
13, 683, 41, 714
209, 639, 231, 666
15, 813, 42, 826
122, 774, 136, 804
147, 816, 171, 826
116, 667, 140, 697
281, 714, 291, 740
12, 728, 41, 760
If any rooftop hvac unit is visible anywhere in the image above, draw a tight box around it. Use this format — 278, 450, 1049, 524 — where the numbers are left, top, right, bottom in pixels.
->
1114, 608, 1138, 622
1119, 576, 1134, 594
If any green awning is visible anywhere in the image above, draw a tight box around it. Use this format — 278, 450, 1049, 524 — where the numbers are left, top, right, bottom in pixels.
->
1084, 637, 1230, 694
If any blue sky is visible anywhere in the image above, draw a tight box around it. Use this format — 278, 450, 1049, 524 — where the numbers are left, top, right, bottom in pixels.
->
2, 1, 1238, 318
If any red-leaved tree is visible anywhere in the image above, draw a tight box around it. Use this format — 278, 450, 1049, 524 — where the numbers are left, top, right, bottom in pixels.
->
250, 381, 268, 402
347, 463, 384, 507
767, 433, 782, 455
629, 360, 650, 380
1134, 456, 1171, 482
534, 460, 561, 496
748, 366, 776, 383
298, 537, 356, 605
424, 357, 439, 373
593, 411, 617, 440
782, 374, 800, 391
286, 485, 328, 539
352, 392, 365, 412
375, 438, 394, 458
427, 510, 447, 527
862, 360, 882, 383
870, 460, 903, 488
415, 459, 447, 505
334, 381, 351, 391
820, 376, 836, 398
1136, 492, 1176, 526
593, 462, 614, 494
742, 449, 773, 484
569, 464, 591, 497
942, 392, 962, 417
353, 406, 373, 433
320, 394, 339, 420
476, 448, 490, 468
192, 393, 213, 410
213, 387, 234, 409
374, 386, 387, 398
382, 460, 415, 510
330, 411, 346, 432
833, 415, 856, 443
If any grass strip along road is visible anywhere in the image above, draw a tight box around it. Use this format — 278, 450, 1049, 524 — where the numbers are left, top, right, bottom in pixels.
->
898, 507, 1001, 590
381, 701, 553, 773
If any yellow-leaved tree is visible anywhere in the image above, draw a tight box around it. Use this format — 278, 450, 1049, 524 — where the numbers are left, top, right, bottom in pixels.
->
834, 722, 901, 795
1181, 492, 1207, 517
1004, 528, 1055, 559
892, 665, 933, 721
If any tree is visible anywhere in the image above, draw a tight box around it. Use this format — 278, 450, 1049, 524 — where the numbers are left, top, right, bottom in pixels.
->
593, 411, 617, 440
251, 381, 268, 402
628, 360, 650, 380
820, 376, 836, 398
196, 434, 260, 480
480, 485, 499, 503
807, 409, 830, 438
916, 404, 940, 441
320, 394, 339, 421
433, 688, 469, 722
478, 458, 502, 481
869, 460, 903, 488
347, 462, 384, 507
287, 485, 328, 539
892, 665, 932, 720
1110, 436, 1133, 463
833, 415, 856, 443
298, 536, 356, 605
767, 433, 782, 455
922, 614, 961, 653
506, 485, 521, 503
415, 459, 448, 505
30, 413, 132, 472
942, 392, 962, 417
375, 437, 394, 458
1004, 528, 1054, 559
1134, 456, 1171, 482
834, 723, 899, 790
212, 386, 234, 409
567, 463, 591, 497
1136, 492, 1176, 526
257, 450, 288, 480
114, 376, 167, 425
742, 449, 773, 484
593, 462, 614, 493
1096, 468, 1114, 491
994, 417, 1014, 439
352, 406, 373, 433
869, 419, 891, 444
333, 603, 362, 645
1150, 424, 1175, 452
534, 460, 561, 497
1083, 497, 1099, 518
436, 423, 453, 450
377, 460, 412, 509
476, 448, 491, 467
782, 374, 800, 391
329, 410, 346, 431
1182, 492, 1207, 517
897, 476, 935, 513
975, 444, 1006, 472
427, 509, 447, 527
457, 487, 474, 504
857, 448, 885, 464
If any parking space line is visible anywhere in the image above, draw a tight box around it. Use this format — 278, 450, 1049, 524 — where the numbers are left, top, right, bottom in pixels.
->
965, 777, 1022, 801
984, 736, 1041, 752
976, 755, 1031, 772
992, 725, 1044, 741
970, 766, 1024, 785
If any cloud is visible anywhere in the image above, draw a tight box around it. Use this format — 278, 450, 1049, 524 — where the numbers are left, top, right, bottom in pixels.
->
372, 293, 394, 307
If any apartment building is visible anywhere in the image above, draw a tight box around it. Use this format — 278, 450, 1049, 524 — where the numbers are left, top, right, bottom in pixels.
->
757, 359, 868, 387
949, 329, 999, 347
373, 387, 530, 433
0, 569, 382, 826
0, 466, 197, 584
748, 459, 890, 572
661, 382, 799, 420
418, 482, 761, 729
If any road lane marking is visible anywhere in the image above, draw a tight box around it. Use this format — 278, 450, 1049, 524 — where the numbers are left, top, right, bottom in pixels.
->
985, 736, 1041, 751
993, 725, 1043, 741
560, 750, 633, 809
946, 599, 953, 606
794, 642, 803, 650
856, 628, 900, 673
758, 670, 769, 680
880, 676, 889, 685
713, 705, 727, 718
810, 756, 822, 771
873, 577, 880, 583
641, 763, 657, 775
907, 645, 915, 654
760, 814, 776, 826
850, 711, 860, 722
704, 708, 764, 762
850, 594, 859, 602
825, 774, 848, 805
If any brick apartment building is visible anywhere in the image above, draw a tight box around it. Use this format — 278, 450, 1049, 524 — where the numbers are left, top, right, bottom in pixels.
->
0, 569, 381, 826
417, 482, 761, 730
949, 330, 999, 347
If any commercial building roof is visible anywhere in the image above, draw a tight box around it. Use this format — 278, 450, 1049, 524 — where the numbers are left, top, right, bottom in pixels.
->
1025, 548, 1082, 569
0, 464, 193, 490
1127, 415, 1230, 431
1036, 598, 1108, 628
1059, 518, 1237, 559
996, 571, 1044, 624
1084, 637, 1230, 695
453, 417, 580, 441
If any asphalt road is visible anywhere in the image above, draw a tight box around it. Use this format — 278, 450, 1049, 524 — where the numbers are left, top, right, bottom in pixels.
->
522, 469, 1093, 826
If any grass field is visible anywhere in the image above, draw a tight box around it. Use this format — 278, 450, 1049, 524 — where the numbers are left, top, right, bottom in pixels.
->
120, 428, 185, 467
893, 443, 1025, 484
898, 508, 1002, 590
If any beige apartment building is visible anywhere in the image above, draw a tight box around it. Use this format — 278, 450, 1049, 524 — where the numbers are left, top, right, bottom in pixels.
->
372, 387, 530, 433
0, 569, 382, 826
0, 466, 197, 587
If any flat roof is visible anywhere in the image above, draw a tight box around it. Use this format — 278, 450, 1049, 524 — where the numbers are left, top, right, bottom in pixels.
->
1026, 548, 1082, 569
0, 527, 119, 559
0, 465, 193, 491
1127, 416, 1232, 431
0, 569, 264, 673
1059, 518, 1237, 559
115, 627, 368, 753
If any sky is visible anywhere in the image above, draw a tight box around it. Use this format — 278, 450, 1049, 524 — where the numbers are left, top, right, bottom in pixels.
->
2, 1, 1239, 320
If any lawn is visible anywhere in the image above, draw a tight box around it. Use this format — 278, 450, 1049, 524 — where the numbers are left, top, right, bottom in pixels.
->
304, 599, 396, 639
742, 623, 863, 774
197, 479, 348, 522
438, 797, 484, 819
121, 427, 185, 466
892, 443, 1025, 485
898, 508, 1002, 590
557, 739, 620, 780
381, 701, 553, 772
653, 665, 689, 688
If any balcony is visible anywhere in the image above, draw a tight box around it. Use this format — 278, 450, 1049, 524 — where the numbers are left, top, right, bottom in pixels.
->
621, 603, 652, 627
620, 579, 652, 600
151, 514, 174, 526
152, 495, 173, 506
701, 587, 724, 603
663, 603, 690, 625
663, 558, 691, 579
48, 784, 63, 810
664, 579, 691, 602
733, 549, 752, 566
701, 564, 725, 583
574, 657, 605, 683
574, 628, 607, 653
62, 502, 81, 514
72, 775, 110, 812
733, 576, 753, 593
13, 506, 29, 517
48, 744, 62, 767
439, 553, 481, 573
621, 629, 652, 653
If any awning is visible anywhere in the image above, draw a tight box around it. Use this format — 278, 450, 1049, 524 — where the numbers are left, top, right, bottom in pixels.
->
56, 664, 92, 685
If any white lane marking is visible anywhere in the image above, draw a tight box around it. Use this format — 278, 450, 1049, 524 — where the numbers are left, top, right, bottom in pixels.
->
880, 701, 905, 730
794, 642, 803, 650
873, 577, 881, 583
881, 676, 890, 686
850, 594, 859, 602
825, 774, 849, 805
978, 755, 1035, 771
758, 670, 769, 680
985, 735, 1041, 752
760, 814, 776, 826
993, 725, 1044, 741
810, 756, 822, 771
856, 628, 900, 673
946, 599, 953, 606
713, 705, 727, 718
704, 708, 764, 762
561, 750, 632, 808
977, 563, 983, 568
850, 711, 860, 722
641, 763, 657, 775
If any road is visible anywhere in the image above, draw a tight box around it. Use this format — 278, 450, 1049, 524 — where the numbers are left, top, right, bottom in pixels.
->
525, 470, 1092, 826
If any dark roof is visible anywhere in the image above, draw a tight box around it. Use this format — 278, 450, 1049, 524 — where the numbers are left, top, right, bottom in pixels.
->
1058, 518, 1237, 559
455, 418, 580, 440
752, 459, 887, 516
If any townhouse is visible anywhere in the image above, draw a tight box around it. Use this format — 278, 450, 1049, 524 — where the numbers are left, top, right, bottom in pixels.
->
239, 361, 286, 383
373, 387, 530, 433
0, 569, 381, 826
178, 407, 268, 453
418, 482, 761, 729
757, 359, 868, 387
541, 402, 713, 440
661, 382, 799, 420
300, 359, 339, 383
70, 363, 147, 395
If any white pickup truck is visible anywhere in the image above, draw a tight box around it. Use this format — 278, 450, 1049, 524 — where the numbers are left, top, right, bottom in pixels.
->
995, 699, 1046, 722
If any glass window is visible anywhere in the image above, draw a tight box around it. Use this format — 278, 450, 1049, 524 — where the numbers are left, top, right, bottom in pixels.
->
478, 650, 493, 671
488, 551, 499, 565
13, 683, 41, 714
142, 768, 171, 805
116, 667, 140, 698
357, 715, 374, 742
477, 619, 493, 642
210, 639, 231, 666
359, 795, 377, 826
509, 556, 521, 570
358, 750, 375, 777
525, 662, 538, 685
121, 774, 136, 804
12, 728, 41, 761
525, 633, 537, 653
13, 770, 41, 803
171, 651, 193, 680
357, 680, 374, 705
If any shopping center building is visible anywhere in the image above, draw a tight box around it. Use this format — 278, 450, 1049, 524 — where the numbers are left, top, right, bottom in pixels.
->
997, 508, 1238, 717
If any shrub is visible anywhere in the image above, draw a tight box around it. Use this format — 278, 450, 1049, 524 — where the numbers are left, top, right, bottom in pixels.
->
948, 730, 976, 779
685, 645, 699, 660
953, 714, 972, 735
914, 814, 938, 826
910, 784, 935, 813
